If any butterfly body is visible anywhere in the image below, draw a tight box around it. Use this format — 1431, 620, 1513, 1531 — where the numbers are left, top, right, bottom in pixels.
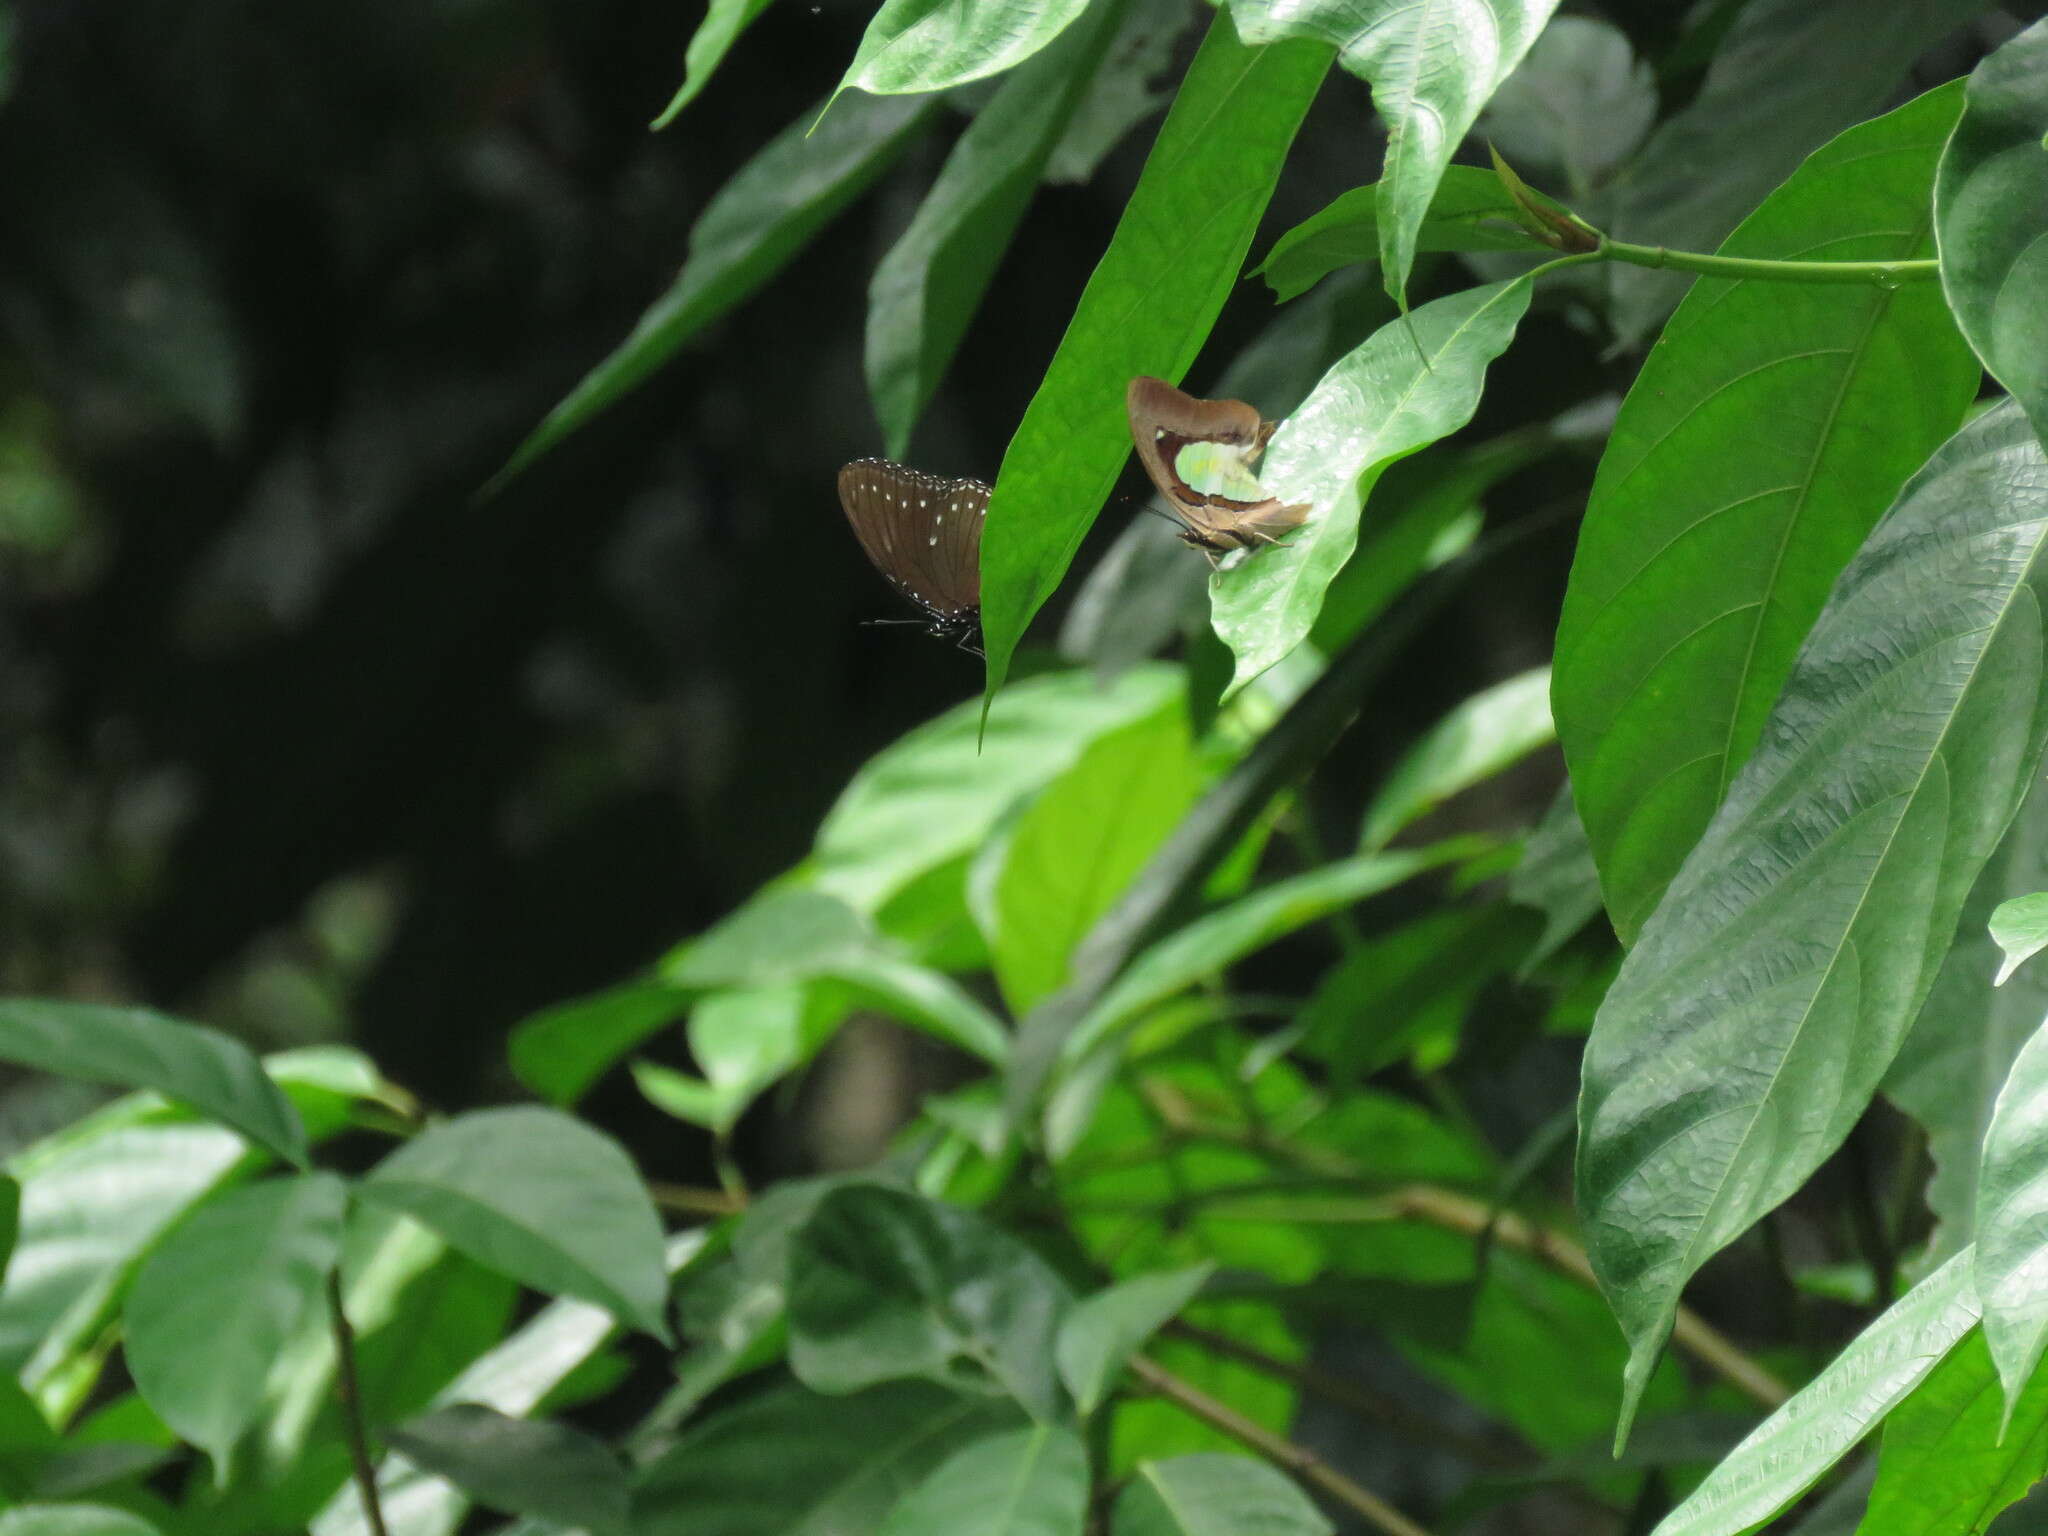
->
1127, 376, 1311, 565
836, 458, 986, 653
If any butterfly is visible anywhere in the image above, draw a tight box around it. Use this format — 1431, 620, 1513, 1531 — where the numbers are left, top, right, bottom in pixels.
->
836, 458, 986, 653
1127, 375, 1311, 566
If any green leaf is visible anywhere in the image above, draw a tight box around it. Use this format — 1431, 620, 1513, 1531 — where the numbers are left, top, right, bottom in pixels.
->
1599, 0, 1988, 343
0, 1510, 160, 1536
1649, 1253, 1979, 1536
649, 0, 774, 129
1056, 1265, 1212, 1415
980, 703, 1202, 1015
787, 1184, 1070, 1417
1112, 1453, 1332, 1536
1976, 1014, 2048, 1415
1553, 82, 1980, 942
866, 0, 1123, 456
1224, 0, 1557, 305
492, 90, 934, 487
1507, 782, 1604, 972
1863, 1329, 2048, 1536
123, 1172, 345, 1474
879, 1424, 1089, 1536
386, 1404, 628, 1531
631, 1060, 721, 1129
1477, 15, 1654, 199
508, 981, 691, 1107
1577, 401, 2048, 1440
632, 1380, 1019, 1533
1936, 17, 2048, 447
1360, 666, 1551, 850
662, 1258, 787, 1423
684, 984, 847, 1135
1993, 893, 2048, 986
0, 1000, 306, 1167
1043, 0, 1191, 184
836, 0, 1091, 101
665, 888, 875, 987
821, 952, 1011, 1063
1210, 277, 1534, 697
361, 1107, 671, 1341
977, 14, 1329, 699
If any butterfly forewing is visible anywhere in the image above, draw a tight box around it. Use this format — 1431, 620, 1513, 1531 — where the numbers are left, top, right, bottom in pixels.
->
836, 458, 986, 633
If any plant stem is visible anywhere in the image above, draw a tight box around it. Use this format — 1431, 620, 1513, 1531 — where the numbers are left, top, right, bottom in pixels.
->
1596, 239, 1939, 287
1130, 1354, 1438, 1536
327, 1269, 390, 1536
647, 1180, 746, 1217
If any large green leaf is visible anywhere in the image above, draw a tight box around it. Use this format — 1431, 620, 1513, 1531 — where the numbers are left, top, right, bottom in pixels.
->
649, 0, 775, 129
1359, 666, 1552, 850
878, 1425, 1089, 1536
977, 15, 1330, 697
678, 984, 846, 1135
1862, 1329, 2048, 1536
1599, 0, 1989, 342
1056, 1265, 1212, 1416
1936, 16, 2048, 447
1554, 82, 1979, 942
361, 1107, 670, 1341
1578, 401, 2048, 1438
1975, 1013, 2048, 1413
0, 1000, 305, 1167
1224, 0, 1557, 304
1210, 277, 1533, 696
836, 0, 1091, 100
123, 1172, 346, 1473
386, 1404, 627, 1531
493, 91, 935, 486
1648, 1254, 1979, 1536
1111, 1453, 1332, 1536
507, 981, 692, 1107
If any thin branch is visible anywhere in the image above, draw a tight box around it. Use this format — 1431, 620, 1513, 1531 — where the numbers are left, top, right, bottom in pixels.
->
1130, 1354, 1438, 1536
1596, 239, 1939, 287
327, 1269, 390, 1536
647, 1180, 746, 1217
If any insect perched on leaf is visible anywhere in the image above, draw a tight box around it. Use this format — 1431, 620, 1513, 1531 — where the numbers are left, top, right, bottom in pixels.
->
836, 458, 986, 654
1126, 376, 1311, 566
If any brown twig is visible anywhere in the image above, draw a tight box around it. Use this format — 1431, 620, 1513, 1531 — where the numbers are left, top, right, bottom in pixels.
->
327, 1269, 390, 1536
647, 1180, 746, 1217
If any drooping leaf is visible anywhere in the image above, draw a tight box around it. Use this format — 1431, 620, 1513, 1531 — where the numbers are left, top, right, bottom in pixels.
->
1359, 666, 1551, 850
1975, 1014, 2048, 1414
1578, 401, 2048, 1439
508, 981, 692, 1107
1936, 16, 2048, 447
0, 1000, 306, 1167
1478, 15, 1654, 198
361, 1107, 671, 1341
649, 0, 775, 129
1554, 82, 1980, 942
1210, 277, 1534, 696
1862, 1329, 2048, 1536
386, 1404, 628, 1531
1056, 1265, 1213, 1414
977, 14, 1330, 698
493, 90, 935, 486
835, 0, 1092, 101
1648, 1253, 1978, 1536
877, 1424, 1089, 1536
1993, 893, 2048, 986
1111, 1453, 1332, 1536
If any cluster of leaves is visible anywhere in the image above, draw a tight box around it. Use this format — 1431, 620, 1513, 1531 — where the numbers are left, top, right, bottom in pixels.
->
2, 1, 2047, 1535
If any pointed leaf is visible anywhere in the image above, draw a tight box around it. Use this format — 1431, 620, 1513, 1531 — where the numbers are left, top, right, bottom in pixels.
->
836, 0, 1091, 100
879, 1424, 1089, 1536
1112, 1453, 1332, 1536
1975, 1014, 2048, 1413
649, 0, 775, 129
386, 1403, 628, 1531
1360, 666, 1551, 850
1056, 1265, 1212, 1414
1993, 893, 2048, 986
508, 981, 691, 1107
1578, 401, 2048, 1439
1862, 1329, 2048, 1536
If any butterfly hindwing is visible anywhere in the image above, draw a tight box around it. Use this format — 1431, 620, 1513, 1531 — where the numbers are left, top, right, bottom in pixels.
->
836, 458, 986, 649
1126, 376, 1311, 563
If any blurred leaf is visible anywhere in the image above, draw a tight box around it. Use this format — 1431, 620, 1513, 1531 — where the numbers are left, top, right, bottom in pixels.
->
508, 982, 691, 1108
1578, 402, 2048, 1438
684, 984, 848, 1135
662, 1258, 787, 1424
387, 1404, 627, 1531
650, 0, 776, 128
1651, 1253, 1978, 1536
1554, 82, 1978, 942
1936, 17, 2048, 446
0, 1511, 159, 1536
787, 1184, 1070, 1417
1211, 277, 1533, 697
0, 1000, 306, 1167
1112, 1453, 1331, 1535
977, 15, 1330, 697
1044, 0, 1192, 183
867, 0, 1124, 455
361, 1107, 671, 1341
1059, 520, 1212, 679
1360, 666, 1551, 850
664, 888, 875, 988
1507, 782, 1603, 972
494, 91, 935, 486
124, 1172, 345, 1475
1478, 15, 1654, 198
1225, 0, 1557, 304
1056, 1264, 1212, 1414
632, 1380, 1019, 1533
265, 1045, 399, 1144
1601, 0, 1986, 342
836, 0, 1092, 100
1993, 893, 2048, 986
1864, 1329, 2048, 1535
821, 953, 1011, 1062
630, 1061, 721, 1130
878, 1424, 1089, 1536
1976, 1016, 2048, 1413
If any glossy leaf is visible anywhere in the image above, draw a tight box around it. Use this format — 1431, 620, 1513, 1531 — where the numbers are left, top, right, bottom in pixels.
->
1554, 83, 1979, 942
1478, 15, 1653, 198
1994, 892, 2048, 986
1112, 1453, 1332, 1536
0, 999, 305, 1167
0, 1511, 160, 1536
1649, 1253, 1978, 1536
493, 91, 934, 486
1360, 666, 1551, 850
361, 1106, 671, 1341
1056, 1264, 1212, 1414
787, 1183, 1070, 1417
878, 1424, 1089, 1536
977, 15, 1329, 697
1976, 1014, 2048, 1413
124, 1172, 345, 1474
1211, 277, 1533, 696
1225, 0, 1557, 304
649, 0, 774, 128
386, 1404, 628, 1531
836, 0, 1091, 101
508, 981, 691, 1107
1863, 1329, 2048, 1535
1578, 401, 2048, 1438
867, 0, 1122, 455
1936, 17, 2048, 446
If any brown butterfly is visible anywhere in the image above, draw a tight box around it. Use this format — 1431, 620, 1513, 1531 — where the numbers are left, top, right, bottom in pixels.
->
1127, 376, 1311, 566
836, 458, 986, 653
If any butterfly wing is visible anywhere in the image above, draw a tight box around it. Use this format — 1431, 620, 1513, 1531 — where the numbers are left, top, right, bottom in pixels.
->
836, 459, 986, 624
1126, 375, 1310, 557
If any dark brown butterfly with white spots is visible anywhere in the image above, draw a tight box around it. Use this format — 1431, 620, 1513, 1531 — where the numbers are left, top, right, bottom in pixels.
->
1127, 376, 1311, 566
837, 458, 986, 653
